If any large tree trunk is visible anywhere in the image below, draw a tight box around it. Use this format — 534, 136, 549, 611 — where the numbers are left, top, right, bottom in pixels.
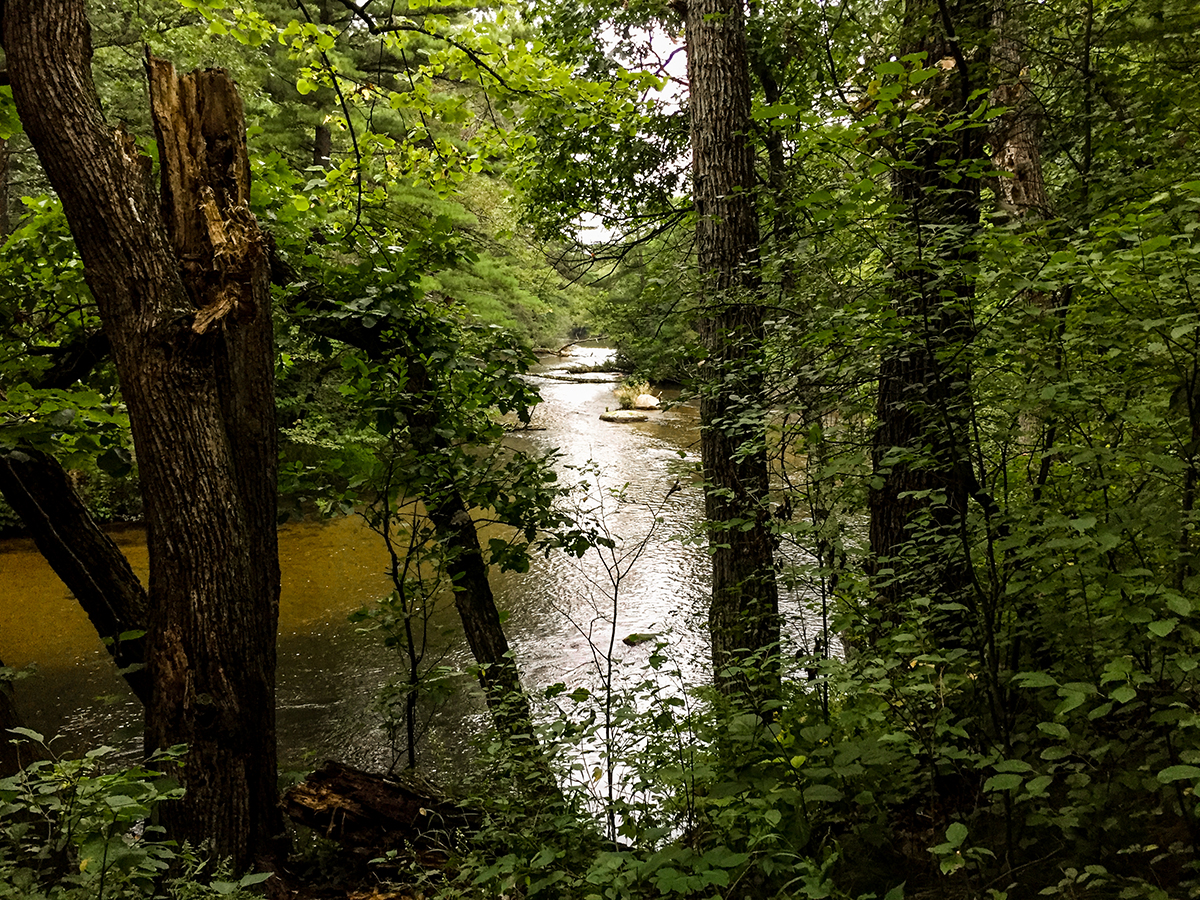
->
686, 0, 781, 708
3, 6, 283, 869
868, 0, 987, 624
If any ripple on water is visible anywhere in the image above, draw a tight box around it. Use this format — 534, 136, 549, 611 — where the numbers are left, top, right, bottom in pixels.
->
0, 349, 828, 775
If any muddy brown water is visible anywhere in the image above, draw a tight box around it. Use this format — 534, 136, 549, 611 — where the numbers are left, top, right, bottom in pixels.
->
0, 350, 738, 774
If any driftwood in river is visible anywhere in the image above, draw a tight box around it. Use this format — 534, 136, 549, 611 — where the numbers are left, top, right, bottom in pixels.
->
282, 761, 482, 856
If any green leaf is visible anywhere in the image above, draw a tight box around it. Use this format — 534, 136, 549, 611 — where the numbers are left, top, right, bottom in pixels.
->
994, 759, 1033, 774
1157, 765, 1200, 783
1148, 619, 1177, 637
803, 784, 844, 803
0, 87, 22, 140
1110, 685, 1136, 704
1037, 721, 1070, 740
1166, 593, 1193, 616
1068, 515, 1096, 533
983, 773, 1023, 792
945, 822, 967, 848
1014, 671, 1058, 688
1055, 690, 1087, 714
1024, 775, 1053, 796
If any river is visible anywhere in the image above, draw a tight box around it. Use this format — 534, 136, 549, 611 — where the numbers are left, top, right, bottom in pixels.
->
0, 350, 744, 773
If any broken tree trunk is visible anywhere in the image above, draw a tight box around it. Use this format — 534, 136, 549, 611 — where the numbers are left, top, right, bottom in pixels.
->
282, 761, 481, 857
4, 0, 284, 864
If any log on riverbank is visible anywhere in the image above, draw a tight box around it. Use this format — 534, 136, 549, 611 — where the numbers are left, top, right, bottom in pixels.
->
282, 761, 482, 855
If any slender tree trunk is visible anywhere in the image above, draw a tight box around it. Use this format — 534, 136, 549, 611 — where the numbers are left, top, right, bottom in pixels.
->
686, 0, 781, 707
401, 361, 552, 787
425, 487, 538, 734
0, 137, 9, 237
3, 5, 283, 868
0, 450, 151, 704
314, 124, 333, 170
269, 252, 547, 766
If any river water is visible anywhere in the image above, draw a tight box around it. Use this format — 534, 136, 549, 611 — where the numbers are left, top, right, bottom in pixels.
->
0, 349, 821, 774
0, 351, 705, 770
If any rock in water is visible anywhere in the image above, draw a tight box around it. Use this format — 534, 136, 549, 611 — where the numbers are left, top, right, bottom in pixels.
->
600, 410, 649, 422
633, 394, 660, 409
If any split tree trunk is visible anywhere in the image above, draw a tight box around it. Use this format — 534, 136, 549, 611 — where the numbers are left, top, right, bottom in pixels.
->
686, 0, 781, 708
3, 5, 283, 868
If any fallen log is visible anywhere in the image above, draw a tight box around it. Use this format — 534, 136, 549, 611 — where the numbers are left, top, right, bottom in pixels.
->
282, 761, 482, 857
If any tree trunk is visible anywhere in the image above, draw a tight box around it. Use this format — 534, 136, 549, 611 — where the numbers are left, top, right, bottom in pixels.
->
868, 0, 986, 622
402, 361, 555, 792
3, 5, 283, 869
0, 136, 9, 237
0, 449, 150, 705
269, 252, 548, 773
314, 124, 333, 170
0, 655, 25, 778
425, 487, 536, 737
686, 0, 781, 707
989, 0, 1050, 222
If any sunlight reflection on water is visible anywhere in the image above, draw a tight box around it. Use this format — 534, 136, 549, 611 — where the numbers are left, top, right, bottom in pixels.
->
0, 348, 827, 780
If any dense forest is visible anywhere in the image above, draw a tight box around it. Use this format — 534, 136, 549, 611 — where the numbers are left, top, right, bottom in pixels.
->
1, 0, 1199, 897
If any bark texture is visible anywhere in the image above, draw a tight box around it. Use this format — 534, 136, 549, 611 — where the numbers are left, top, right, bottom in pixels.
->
3, 6, 282, 868
868, 0, 987, 619
686, 0, 781, 705
313, 124, 333, 170
989, 0, 1050, 221
0, 136, 9, 236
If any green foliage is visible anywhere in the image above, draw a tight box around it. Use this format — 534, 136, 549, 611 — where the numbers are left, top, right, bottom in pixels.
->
0, 735, 271, 899
612, 379, 652, 410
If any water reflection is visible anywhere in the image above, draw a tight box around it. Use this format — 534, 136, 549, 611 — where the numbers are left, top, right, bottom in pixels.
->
0, 349, 717, 772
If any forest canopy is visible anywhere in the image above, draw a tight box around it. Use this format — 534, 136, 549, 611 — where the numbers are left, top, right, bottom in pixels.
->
1, 0, 1199, 897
